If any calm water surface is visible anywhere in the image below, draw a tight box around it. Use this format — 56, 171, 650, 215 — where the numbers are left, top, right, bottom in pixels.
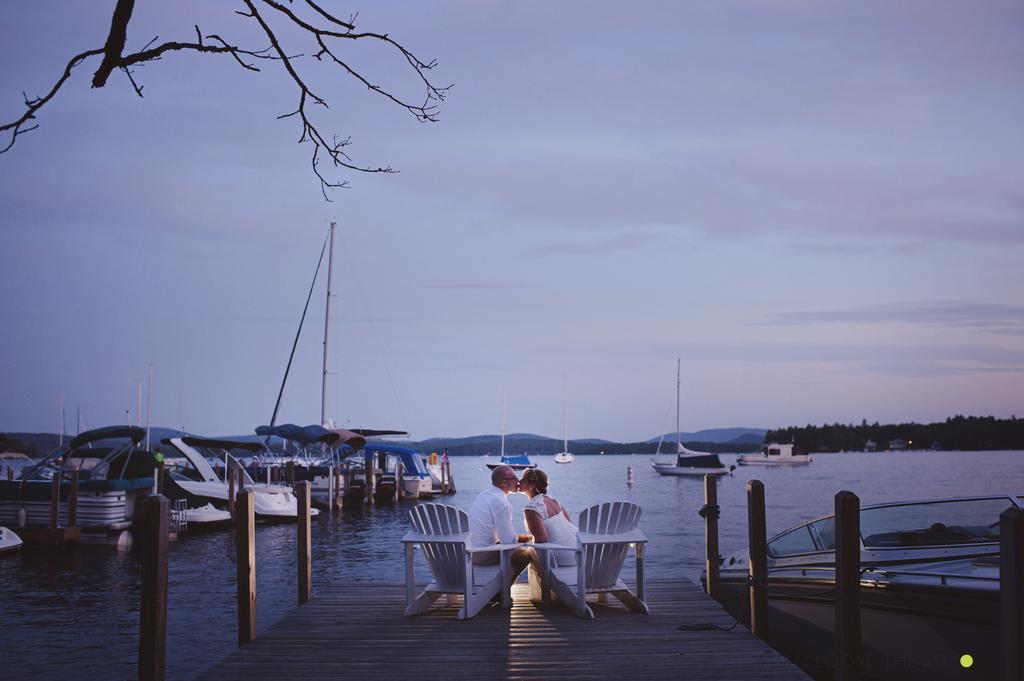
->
1, 451, 1021, 680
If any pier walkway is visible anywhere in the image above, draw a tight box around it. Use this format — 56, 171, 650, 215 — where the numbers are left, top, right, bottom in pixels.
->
197, 579, 810, 680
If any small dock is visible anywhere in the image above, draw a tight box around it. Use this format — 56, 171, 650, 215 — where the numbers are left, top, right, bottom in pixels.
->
197, 579, 810, 681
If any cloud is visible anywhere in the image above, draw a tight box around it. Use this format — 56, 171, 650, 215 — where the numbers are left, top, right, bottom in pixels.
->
758, 301, 1024, 335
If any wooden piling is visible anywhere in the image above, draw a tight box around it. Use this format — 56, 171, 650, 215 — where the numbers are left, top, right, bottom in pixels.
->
446, 460, 455, 493
333, 466, 342, 512
835, 490, 861, 681
235, 490, 256, 646
227, 460, 236, 514
1002, 507, 1024, 681
139, 494, 169, 681
6, 465, 13, 480
286, 461, 295, 485
746, 479, 767, 637
703, 474, 720, 599
396, 462, 404, 502
50, 471, 60, 533
297, 481, 312, 606
68, 469, 79, 528
365, 459, 374, 506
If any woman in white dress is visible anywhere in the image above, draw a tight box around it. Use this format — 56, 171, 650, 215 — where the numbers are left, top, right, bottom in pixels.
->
519, 468, 578, 566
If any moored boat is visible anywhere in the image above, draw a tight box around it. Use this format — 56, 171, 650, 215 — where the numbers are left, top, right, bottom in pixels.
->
736, 443, 812, 466
709, 494, 1013, 681
651, 359, 733, 476
163, 436, 316, 519
0, 426, 157, 546
486, 454, 536, 470
0, 525, 23, 554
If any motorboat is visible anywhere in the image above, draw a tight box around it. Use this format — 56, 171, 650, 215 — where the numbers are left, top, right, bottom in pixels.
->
0, 525, 23, 554
652, 443, 733, 476
163, 436, 316, 519
485, 454, 536, 471
651, 360, 732, 476
0, 426, 158, 545
736, 443, 812, 466
362, 443, 433, 502
710, 494, 1014, 681
254, 424, 350, 508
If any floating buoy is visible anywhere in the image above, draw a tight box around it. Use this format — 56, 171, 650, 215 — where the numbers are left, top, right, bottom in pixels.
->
626, 465, 635, 486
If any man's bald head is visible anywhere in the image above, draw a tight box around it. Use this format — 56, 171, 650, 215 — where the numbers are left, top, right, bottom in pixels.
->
491, 465, 515, 487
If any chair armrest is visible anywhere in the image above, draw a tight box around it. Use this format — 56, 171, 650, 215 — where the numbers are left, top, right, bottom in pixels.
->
465, 542, 521, 555
401, 531, 468, 545
577, 529, 648, 546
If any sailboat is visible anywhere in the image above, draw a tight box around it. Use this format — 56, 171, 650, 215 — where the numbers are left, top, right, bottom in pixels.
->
486, 394, 535, 470
651, 360, 733, 476
553, 374, 574, 464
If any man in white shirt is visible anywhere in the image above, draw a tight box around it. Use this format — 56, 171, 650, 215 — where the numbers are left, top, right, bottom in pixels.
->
468, 465, 536, 582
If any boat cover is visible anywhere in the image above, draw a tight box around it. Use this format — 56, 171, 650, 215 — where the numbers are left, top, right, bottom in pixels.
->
255, 424, 341, 446
501, 454, 533, 466
363, 443, 429, 477
177, 436, 264, 453
69, 425, 145, 449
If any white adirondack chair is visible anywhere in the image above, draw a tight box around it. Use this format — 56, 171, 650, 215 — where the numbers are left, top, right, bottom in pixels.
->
402, 503, 512, 620
532, 500, 648, 619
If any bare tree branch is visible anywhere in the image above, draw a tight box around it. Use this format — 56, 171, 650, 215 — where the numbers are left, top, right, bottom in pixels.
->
0, 48, 104, 152
1, 2, 449, 197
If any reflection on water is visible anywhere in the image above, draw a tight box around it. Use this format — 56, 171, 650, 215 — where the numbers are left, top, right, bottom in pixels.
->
1, 451, 1020, 680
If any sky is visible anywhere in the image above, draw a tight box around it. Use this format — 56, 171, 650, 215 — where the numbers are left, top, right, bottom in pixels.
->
1, 1, 1022, 443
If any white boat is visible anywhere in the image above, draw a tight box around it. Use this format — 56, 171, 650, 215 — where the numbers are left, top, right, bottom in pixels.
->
164, 437, 315, 519
651, 360, 732, 476
553, 373, 574, 464
0, 525, 23, 554
737, 442, 812, 466
711, 493, 1012, 681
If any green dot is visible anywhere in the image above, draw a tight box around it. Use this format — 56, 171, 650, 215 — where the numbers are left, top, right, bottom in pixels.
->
960, 654, 973, 668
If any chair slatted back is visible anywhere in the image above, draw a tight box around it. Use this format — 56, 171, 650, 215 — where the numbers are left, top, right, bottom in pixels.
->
578, 501, 642, 590
408, 503, 470, 590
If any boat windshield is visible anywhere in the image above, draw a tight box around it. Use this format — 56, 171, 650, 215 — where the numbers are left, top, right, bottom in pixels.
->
861, 497, 1008, 548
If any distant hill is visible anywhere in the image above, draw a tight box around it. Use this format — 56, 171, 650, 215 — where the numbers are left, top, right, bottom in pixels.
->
647, 428, 767, 445
1, 425, 768, 459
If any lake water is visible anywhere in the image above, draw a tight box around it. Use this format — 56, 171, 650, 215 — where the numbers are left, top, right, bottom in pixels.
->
1, 450, 1021, 680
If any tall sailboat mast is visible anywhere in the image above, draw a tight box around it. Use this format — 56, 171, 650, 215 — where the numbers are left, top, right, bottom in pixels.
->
500, 393, 506, 459
676, 358, 681, 451
562, 373, 568, 452
321, 221, 336, 426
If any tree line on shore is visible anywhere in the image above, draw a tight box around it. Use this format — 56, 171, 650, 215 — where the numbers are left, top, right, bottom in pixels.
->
765, 415, 1023, 452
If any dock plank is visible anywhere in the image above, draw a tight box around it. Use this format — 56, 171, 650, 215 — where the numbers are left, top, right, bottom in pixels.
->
197, 579, 809, 680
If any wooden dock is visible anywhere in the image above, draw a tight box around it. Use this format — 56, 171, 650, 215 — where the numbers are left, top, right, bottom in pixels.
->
197, 579, 811, 681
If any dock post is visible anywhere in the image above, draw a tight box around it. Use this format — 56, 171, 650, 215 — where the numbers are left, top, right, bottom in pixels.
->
139, 494, 169, 681
334, 466, 342, 512
1002, 507, 1024, 681
746, 480, 767, 637
327, 465, 335, 512
835, 490, 861, 681
297, 481, 312, 606
396, 462, 404, 502
227, 460, 236, 514
6, 465, 12, 480
50, 471, 61, 535
703, 474, 720, 599
446, 460, 455, 493
286, 461, 295, 486
235, 489, 256, 646
68, 469, 79, 528
365, 458, 374, 506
